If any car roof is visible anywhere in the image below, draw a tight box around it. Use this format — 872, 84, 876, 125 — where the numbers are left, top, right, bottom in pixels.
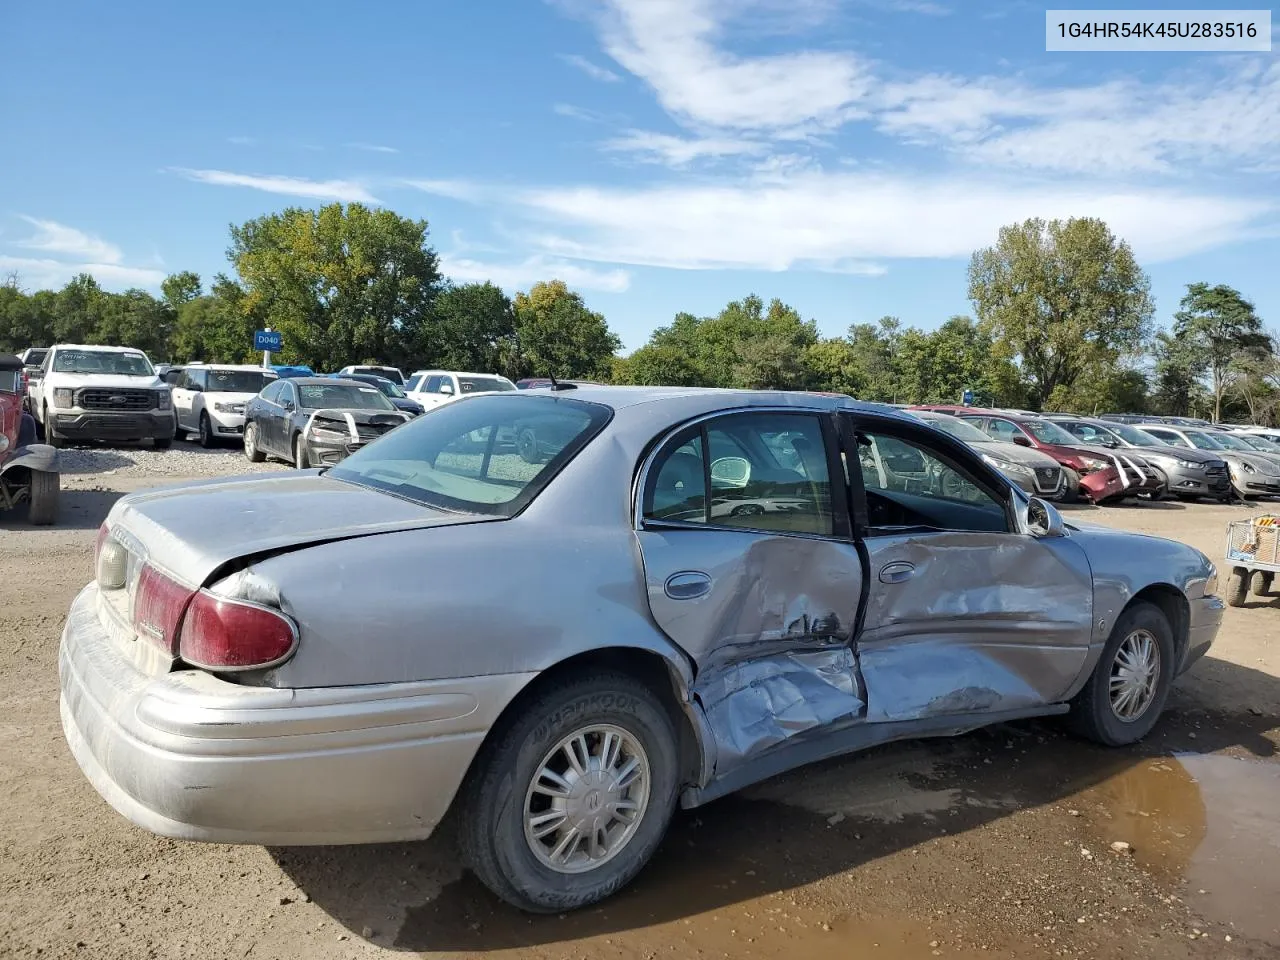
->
185, 363, 275, 372
411, 370, 513, 379
0, 355, 23, 372
285, 376, 368, 387
499, 384, 913, 418
53, 343, 149, 353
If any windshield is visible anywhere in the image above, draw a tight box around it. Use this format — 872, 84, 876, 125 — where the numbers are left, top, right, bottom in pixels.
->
25, 349, 47, 366
297, 382, 395, 411
1242, 434, 1280, 451
53, 349, 153, 376
207, 369, 274, 393
363, 377, 407, 398
1183, 430, 1224, 449
1206, 432, 1256, 452
458, 376, 515, 394
918, 414, 990, 443
329, 395, 611, 516
1022, 419, 1077, 445
1106, 422, 1161, 446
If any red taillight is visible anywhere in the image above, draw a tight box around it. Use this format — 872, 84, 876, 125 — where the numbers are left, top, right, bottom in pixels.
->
178, 591, 298, 671
132, 564, 196, 653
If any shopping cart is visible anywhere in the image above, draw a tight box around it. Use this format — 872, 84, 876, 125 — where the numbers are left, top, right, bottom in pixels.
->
1224, 515, 1280, 606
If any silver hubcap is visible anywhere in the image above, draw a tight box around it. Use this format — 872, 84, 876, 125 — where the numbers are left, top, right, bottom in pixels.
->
1109, 628, 1161, 722
245, 424, 256, 454
523, 724, 650, 874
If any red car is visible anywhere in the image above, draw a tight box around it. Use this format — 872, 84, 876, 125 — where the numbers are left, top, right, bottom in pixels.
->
911, 406, 1151, 503
0, 354, 59, 524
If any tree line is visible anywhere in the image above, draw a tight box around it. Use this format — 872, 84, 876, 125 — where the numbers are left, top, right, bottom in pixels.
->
1, 205, 1275, 423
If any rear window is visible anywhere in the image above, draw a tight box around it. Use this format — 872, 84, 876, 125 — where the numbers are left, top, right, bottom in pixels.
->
458, 376, 515, 394
328, 394, 611, 517
24, 349, 47, 366
206, 369, 274, 393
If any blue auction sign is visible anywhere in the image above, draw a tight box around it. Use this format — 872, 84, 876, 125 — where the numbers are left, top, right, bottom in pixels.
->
254, 330, 283, 352
962, 389, 974, 406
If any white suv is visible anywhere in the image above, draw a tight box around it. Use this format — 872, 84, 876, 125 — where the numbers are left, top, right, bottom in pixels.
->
337, 364, 405, 386
171, 364, 278, 447
405, 370, 517, 410
31, 345, 175, 448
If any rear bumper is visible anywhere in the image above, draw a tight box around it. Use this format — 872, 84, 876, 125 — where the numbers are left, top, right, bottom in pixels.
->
53, 410, 175, 441
59, 584, 533, 845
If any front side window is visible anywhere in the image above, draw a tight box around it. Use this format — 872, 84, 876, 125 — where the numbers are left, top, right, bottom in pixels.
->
857, 428, 1008, 533
329, 395, 610, 517
423, 375, 443, 392
984, 418, 1024, 443
0, 370, 19, 393
458, 376, 516, 394
1147, 429, 1187, 448
1022, 419, 1079, 445
53, 349, 153, 376
643, 413, 834, 536
259, 380, 284, 404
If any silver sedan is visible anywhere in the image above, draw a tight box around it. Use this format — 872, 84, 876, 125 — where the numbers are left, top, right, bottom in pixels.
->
59, 387, 1223, 912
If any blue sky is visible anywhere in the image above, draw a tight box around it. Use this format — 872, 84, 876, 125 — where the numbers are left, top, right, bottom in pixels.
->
2, 0, 1277, 351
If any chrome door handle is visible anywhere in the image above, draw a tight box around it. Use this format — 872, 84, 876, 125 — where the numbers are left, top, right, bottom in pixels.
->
665, 571, 712, 600
878, 561, 915, 584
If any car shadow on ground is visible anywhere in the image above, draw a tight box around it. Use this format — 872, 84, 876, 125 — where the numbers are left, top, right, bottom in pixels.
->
269, 661, 1280, 953
0, 488, 120, 531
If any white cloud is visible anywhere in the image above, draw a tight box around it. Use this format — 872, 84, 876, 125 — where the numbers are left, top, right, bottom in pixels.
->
559, 53, 622, 83
427, 171, 1271, 270
553, 103, 608, 122
593, 0, 869, 133
875, 62, 1280, 176
440, 254, 631, 293
346, 142, 399, 154
171, 168, 379, 203
603, 129, 768, 165
0, 255, 165, 290
227, 135, 255, 146
15, 217, 122, 264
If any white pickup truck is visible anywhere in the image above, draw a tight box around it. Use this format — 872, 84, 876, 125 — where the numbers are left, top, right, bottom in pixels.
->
31, 345, 176, 448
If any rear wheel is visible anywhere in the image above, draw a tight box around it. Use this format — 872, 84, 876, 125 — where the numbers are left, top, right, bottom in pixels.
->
1068, 602, 1174, 746
1250, 570, 1273, 597
198, 412, 215, 448
517, 427, 541, 464
244, 421, 265, 462
27, 469, 59, 526
459, 671, 679, 913
1226, 569, 1248, 607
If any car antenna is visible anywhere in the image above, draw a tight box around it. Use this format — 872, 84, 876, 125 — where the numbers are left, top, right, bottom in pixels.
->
547, 374, 577, 392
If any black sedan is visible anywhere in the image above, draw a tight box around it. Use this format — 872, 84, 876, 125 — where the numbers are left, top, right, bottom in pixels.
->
244, 377, 411, 468
331, 373, 425, 417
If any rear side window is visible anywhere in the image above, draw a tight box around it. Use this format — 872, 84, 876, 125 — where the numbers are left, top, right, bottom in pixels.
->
643, 412, 835, 536
329, 395, 611, 517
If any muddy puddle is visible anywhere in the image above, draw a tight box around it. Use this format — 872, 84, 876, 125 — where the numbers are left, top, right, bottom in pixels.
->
1076, 751, 1280, 947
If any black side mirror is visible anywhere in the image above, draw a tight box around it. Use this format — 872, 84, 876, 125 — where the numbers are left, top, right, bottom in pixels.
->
1012, 435, 1032, 447
282, 400, 295, 412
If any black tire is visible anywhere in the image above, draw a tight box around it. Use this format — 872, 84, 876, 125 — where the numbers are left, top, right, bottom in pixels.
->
459, 671, 680, 913
730, 503, 764, 517
517, 427, 541, 465
1249, 570, 1271, 597
1067, 601, 1175, 747
198, 412, 215, 448
153, 435, 172, 450
244, 421, 265, 462
27, 469, 59, 526
42, 406, 64, 449
16, 413, 36, 449
1226, 569, 1248, 607
293, 433, 310, 469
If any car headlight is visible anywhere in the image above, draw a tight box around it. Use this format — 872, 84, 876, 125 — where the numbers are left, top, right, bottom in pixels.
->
156, 390, 171, 410
1240, 462, 1256, 474
1203, 565, 1219, 598
52, 387, 74, 409
982, 453, 1032, 476
309, 426, 350, 444
0, 435, 8, 452
1079, 456, 1108, 472
1176, 459, 1202, 470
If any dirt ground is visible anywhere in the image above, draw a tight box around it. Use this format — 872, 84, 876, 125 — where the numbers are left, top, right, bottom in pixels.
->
2, 463, 1278, 960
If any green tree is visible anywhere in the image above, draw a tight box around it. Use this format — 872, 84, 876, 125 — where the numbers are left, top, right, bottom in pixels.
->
92, 289, 173, 359
54, 274, 107, 343
161, 271, 203, 309
171, 275, 257, 363
1172, 282, 1270, 423
229, 203, 441, 371
614, 342, 704, 386
427, 282, 516, 374
511, 280, 620, 380
968, 217, 1154, 407
803, 337, 861, 396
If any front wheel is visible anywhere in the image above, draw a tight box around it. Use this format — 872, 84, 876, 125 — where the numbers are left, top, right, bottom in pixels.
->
198, 412, 215, 448
27, 469, 59, 526
42, 406, 64, 449
244, 422, 265, 462
1068, 601, 1175, 746
459, 671, 679, 913
1226, 569, 1248, 607
293, 433, 310, 469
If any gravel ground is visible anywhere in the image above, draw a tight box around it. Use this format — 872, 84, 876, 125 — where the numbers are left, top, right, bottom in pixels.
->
57, 438, 287, 481
1, 463, 1277, 960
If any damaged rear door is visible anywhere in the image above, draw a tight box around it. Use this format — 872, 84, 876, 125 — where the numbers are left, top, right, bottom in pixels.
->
634, 409, 865, 777
846, 412, 1094, 722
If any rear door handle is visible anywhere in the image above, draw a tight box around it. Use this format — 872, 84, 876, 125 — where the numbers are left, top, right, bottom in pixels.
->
878, 561, 915, 585
665, 571, 712, 600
